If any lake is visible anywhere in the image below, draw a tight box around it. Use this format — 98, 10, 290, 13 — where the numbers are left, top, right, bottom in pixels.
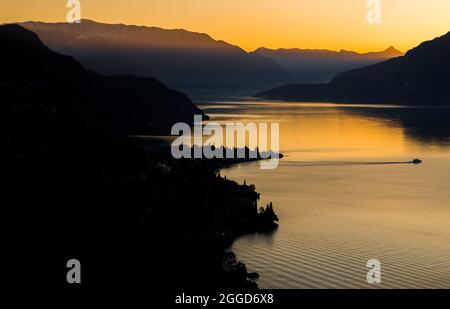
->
198, 99, 450, 289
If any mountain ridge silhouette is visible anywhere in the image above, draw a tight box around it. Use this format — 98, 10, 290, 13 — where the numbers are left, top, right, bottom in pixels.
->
0, 23, 206, 134
20, 20, 290, 97
254, 46, 403, 83
257, 31, 450, 105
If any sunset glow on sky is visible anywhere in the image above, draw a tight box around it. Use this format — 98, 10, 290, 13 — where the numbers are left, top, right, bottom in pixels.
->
1, 0, 450, 52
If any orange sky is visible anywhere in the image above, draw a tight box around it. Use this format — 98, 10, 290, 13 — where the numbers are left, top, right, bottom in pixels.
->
1, 0, 450, 53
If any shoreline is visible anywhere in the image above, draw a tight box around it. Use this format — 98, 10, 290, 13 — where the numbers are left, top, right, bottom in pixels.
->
129, 139, 280, 288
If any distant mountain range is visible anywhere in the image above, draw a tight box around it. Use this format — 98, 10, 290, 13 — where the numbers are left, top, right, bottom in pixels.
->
0, 24, 205, 134
257, 31, 450, 105
19, 20, 402, 98
20, 20, 290, 98
254, 46, 403, 84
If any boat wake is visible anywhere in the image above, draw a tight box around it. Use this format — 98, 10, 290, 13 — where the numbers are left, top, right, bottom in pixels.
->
283, 159, 422, 167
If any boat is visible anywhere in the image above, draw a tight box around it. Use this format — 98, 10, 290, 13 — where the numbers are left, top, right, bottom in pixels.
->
412, 159, 422, 164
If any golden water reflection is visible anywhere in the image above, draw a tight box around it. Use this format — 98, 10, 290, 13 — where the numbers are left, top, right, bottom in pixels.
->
201, 101, 450, 161
199, 101, 450, 289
